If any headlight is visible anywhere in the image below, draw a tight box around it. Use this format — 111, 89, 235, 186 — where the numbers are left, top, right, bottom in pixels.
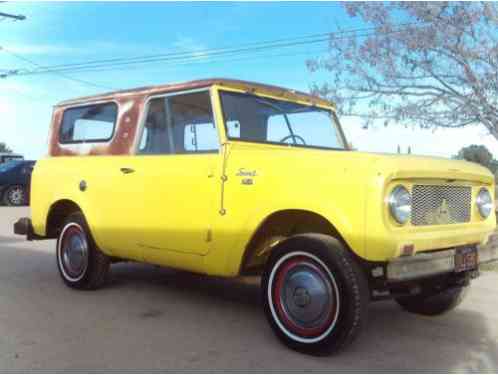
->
476, 188, 493, 218
388, 185, 412, 224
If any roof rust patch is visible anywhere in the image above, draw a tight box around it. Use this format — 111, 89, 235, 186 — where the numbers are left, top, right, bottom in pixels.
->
55, 78, 333, 109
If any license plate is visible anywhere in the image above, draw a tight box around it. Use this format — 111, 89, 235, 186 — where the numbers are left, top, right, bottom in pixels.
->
454, 245, 478, 273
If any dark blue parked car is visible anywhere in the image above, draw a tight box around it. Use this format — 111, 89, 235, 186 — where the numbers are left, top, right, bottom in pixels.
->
0, 160, 36, 206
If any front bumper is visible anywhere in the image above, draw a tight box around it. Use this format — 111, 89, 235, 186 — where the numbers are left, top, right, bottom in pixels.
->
386, 234, 498, 282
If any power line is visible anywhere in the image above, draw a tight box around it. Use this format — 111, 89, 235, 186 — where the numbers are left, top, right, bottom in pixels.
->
70, 45, 331, 77
0, 11, 26, 21
21, 22, 424, 75
1, 47, 330, 104
4, 22, 425, 78
80, 25, 423, 76
31, 21, 409, 72
27, 31, 338, 72
23, 36, 332, 75
0, 46, 116, 90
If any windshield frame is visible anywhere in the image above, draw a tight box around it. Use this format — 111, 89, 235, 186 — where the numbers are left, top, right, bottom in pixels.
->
218, 89, 349, 151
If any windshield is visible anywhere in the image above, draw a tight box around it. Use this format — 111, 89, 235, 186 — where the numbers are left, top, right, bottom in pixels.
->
220, 91, 347, 150
0, 160, 22, 173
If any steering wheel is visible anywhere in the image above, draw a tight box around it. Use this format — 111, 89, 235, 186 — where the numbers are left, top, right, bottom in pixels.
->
279, 134, 307, 145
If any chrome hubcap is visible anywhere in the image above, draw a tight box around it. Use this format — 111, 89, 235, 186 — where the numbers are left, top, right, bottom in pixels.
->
269, 252, 341, 343
293, 287, 311, 308
8, 188, 24, 205
280, 263, 334, 329
61, 226, 88, 279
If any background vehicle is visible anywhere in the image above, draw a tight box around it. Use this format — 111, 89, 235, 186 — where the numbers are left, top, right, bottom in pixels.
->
0, 153, 24, 164
0, 160, 36, 206
14, 78, 497, 355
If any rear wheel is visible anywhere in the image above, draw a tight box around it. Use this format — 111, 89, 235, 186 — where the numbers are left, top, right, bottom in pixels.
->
3, 185, 27, 206
262, 234, 369, 355
56, 212, 110, 290
395, 286, 468, 316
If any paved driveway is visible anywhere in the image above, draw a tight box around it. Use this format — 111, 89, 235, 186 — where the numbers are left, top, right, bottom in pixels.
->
0, 207, 497, 372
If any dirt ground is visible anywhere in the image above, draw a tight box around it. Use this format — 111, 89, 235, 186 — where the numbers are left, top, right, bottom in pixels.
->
0, 207, 497, 372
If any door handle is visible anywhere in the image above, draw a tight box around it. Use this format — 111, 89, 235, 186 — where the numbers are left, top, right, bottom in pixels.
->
120, 167, 135, 174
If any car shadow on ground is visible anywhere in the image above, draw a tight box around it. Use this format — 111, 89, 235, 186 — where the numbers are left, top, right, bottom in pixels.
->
108, 263, 262, 308
1, 243, 497, 371
109, 263, 498, 371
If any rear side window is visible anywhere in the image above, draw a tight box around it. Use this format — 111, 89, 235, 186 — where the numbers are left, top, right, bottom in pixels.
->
59, 103, 117, 144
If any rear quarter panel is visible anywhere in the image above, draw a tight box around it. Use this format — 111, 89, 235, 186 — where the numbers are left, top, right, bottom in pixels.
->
30, 156, 126, 255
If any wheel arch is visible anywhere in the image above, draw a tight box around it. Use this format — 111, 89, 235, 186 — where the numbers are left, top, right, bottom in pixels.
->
46, 199, 83, 238
238, 209, 353, 276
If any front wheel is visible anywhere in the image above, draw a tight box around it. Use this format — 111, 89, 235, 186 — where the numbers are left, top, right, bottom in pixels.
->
395, 286, 468, 316
3, 185, 27, 206
56, 212, 110, 290
262, 234, 369, 355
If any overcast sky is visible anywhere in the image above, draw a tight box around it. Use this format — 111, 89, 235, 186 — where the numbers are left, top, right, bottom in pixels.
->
1, 2, 496, 159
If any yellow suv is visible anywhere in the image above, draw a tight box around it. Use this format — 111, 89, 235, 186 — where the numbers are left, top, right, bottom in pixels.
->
14, 79, 497, 355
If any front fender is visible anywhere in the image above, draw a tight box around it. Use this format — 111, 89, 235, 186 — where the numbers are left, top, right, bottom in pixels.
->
221, 199, 366, 277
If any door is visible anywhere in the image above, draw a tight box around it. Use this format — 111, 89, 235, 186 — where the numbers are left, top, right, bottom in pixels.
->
104, 90, 222, 265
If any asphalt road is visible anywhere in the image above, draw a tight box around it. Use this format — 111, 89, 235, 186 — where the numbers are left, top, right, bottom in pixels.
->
1, 207, 497, 372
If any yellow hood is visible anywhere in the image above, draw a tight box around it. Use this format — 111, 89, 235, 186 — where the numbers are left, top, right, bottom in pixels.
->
361, 152, 495, 185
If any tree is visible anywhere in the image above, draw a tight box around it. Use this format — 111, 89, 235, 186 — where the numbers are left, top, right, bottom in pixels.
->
453, 144, 497, 175
307, 2, 498, 141
0, 142, 12, 153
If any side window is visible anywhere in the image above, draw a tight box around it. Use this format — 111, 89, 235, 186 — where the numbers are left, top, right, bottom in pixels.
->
138, 98, 171, 155
138, 91, 219, 155
60, 103, 117, 144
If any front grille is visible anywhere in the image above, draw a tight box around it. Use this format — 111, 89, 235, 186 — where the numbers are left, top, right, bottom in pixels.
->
411, 185, 472, 226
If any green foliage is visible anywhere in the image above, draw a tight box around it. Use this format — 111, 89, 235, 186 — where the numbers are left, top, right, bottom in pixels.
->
0, 142, 12, 153
453, 145, 497, 176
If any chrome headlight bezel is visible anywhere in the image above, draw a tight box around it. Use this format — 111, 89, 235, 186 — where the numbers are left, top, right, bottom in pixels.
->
476, 188, 493, 219
388, 185, 412, 225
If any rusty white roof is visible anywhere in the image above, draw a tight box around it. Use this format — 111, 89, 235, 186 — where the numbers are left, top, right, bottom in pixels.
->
55, 78, 334, 108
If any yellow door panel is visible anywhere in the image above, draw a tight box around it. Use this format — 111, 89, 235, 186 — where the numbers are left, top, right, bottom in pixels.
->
87, 154, 221, 265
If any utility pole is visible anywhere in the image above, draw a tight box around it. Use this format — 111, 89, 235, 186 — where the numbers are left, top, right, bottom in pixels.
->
0, 11, 26, 21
